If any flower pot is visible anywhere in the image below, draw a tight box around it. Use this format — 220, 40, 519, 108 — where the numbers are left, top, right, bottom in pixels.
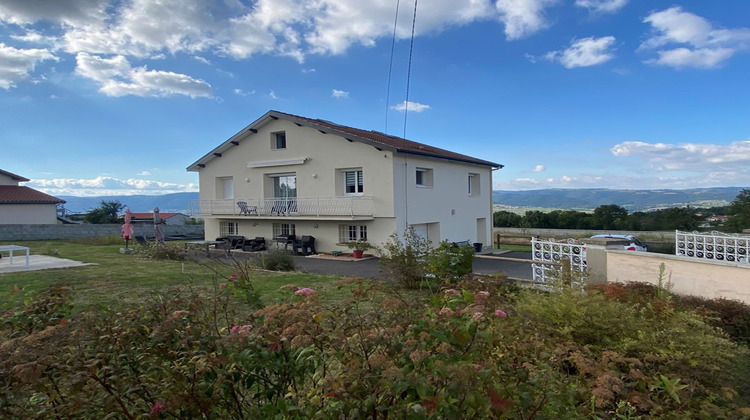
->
352, 249, 364, 259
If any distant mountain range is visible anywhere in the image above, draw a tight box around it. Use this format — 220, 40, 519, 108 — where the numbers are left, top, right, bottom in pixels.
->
493, 187, 745, 211
59, 192, 199, 214
57, 187, 745, 215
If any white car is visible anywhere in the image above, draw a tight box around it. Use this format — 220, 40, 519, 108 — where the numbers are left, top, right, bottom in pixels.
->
588, 234, 649, 252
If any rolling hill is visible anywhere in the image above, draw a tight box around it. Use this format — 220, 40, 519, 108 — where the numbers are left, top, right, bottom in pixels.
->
492, 187, 744, 211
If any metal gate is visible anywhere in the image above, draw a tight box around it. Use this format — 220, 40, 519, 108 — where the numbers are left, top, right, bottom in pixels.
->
531, 237, 587, 284
675, 230, 749, 263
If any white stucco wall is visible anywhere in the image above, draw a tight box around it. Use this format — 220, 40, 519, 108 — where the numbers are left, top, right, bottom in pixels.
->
0, 204, 58, 224
606, 251, 750, 304
0, 173, 20, 186
392, 155, 494, 246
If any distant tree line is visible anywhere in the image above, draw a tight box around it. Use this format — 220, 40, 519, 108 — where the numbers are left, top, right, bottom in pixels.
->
494, 189, 750, 233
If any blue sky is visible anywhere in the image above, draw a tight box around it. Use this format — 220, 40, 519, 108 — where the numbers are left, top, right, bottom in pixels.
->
1, 0, 749, 196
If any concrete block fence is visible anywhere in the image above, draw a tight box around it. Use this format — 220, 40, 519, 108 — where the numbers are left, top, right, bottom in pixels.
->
0, 224, 204, 241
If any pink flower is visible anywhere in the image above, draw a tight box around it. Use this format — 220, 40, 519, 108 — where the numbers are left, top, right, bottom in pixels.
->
494, 309, 507, 317
229, 325, 252, 336
472, 312, 483, 321
151, 401, 165, 415
219, 283, 227, 289
228, 272, 242, 282
295, 287, 316, 296
439, 307, 453, 316
444, 289, 459, 296
477, 291, 490, 296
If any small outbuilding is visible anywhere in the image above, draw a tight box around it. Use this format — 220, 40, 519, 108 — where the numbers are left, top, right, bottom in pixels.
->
0, 169, 66, 225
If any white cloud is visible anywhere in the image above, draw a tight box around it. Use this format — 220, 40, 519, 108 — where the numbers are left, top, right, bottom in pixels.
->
575, 0, 627, 14
391, 100, 430, 112
611, 140, 750, 187
233, 88, 256, 96
137, 171, 152, 176
75, 52, 213, 98
495, 0, 558, 40
0, 0, 108, 26
331, 89, 349, 98
26, 176, 198, 196
532, 165, 546, 172
545, 36, 616, 68
641, 7, 750, 69
0, 43, 57, 89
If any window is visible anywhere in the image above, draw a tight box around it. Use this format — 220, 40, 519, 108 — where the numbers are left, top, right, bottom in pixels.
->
272, 131, 286, 149
468, 173, 480, 196
344, 170, 364, 195
416, 168, 433, 187
271, 173, 297, 213
273, 223, 296, 237
219, 221, 238, 237
339, 224, 368, 243
218, 177, 234, 199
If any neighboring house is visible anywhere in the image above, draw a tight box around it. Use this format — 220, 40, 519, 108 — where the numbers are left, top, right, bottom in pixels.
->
187, 110, 503, 253
126, 212, 190, 225
0, 169, 66, 224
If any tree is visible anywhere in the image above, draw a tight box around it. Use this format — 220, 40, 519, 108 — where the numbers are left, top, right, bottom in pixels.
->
726, 189, 750, 233
84, 200, 125, 224
592, 204, 629, 230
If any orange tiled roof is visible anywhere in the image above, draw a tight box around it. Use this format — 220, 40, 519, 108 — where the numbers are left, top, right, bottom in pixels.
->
188, 110, 503, 171
0, 186, 65, 204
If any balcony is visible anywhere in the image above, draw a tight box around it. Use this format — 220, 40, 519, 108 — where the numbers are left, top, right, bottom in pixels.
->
190, 196, 374, 220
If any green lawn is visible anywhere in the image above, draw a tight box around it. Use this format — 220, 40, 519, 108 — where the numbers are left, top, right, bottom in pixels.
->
0, 239, 353, 311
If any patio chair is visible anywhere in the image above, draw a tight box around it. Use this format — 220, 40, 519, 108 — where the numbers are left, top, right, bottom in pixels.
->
243, 237, 266, 252
237, 201, 258, 216
292, 235, 316, 256
226, 235, 246, 250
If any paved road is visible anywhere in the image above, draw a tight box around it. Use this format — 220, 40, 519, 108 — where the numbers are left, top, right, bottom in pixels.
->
292, 251, 534, 281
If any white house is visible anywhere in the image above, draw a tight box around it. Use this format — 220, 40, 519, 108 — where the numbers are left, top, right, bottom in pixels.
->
0, 169, 65, 224
187, 110, 502, 253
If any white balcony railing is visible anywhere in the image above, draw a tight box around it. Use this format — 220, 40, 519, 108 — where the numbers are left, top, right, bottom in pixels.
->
190, 196, 374, 218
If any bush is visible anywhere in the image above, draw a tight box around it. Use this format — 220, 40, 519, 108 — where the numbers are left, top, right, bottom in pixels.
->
135, 243, 187, 260
258, 250, 295, 271
0, 278, 747, 418
425, 241, 475, 280
378, 228, 432, 288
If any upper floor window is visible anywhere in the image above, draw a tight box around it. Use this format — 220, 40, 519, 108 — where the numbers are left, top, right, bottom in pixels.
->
272, 131, 286, 150
416, 168, 433, 188
344, 169, 364, 195
468, 173, 480, 196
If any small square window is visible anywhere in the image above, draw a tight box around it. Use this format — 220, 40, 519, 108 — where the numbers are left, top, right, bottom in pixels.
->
272, 132, 286, 149
416, 168, 433, 187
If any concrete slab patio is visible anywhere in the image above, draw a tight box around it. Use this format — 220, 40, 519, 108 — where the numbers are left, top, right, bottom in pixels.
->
0, 255, 95, 274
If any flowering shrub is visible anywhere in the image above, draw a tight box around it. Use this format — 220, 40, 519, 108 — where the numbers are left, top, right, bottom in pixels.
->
0, 277, 748, 418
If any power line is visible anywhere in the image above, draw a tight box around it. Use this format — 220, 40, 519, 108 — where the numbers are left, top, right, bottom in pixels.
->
403, 0, 418, 139
384, 0, 400, 134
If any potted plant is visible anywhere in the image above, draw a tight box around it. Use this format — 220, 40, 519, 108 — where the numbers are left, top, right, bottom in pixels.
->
346, 240, 372, 259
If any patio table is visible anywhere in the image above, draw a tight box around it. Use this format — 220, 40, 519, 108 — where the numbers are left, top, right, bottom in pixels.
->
0, 245, 30, 266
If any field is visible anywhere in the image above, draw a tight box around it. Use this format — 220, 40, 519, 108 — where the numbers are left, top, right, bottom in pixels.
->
0, 238, 349, 310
